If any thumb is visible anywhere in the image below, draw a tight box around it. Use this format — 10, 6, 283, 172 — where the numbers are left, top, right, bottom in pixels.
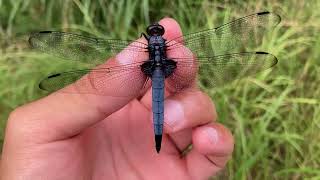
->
7, 39, 148, 143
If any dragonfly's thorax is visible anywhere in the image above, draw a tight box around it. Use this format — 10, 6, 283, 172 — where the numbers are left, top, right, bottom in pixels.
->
141, 33, 177, 78
148, 35, 166, 64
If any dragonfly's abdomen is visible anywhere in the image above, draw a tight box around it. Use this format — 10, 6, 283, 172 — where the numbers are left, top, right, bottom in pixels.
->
152, 66, 164, 152
152, 67, 164, 135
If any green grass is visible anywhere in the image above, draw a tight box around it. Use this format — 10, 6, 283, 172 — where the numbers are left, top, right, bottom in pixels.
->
0, 0, 319, 179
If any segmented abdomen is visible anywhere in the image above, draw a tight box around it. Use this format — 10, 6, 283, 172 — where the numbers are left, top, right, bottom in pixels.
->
152, 67, 165, 136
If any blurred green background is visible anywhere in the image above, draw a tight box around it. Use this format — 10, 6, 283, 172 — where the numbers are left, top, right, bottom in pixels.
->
0, 0, 319, 179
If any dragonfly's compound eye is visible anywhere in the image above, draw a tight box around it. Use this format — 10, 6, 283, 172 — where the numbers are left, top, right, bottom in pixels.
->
146, 23, 165, 36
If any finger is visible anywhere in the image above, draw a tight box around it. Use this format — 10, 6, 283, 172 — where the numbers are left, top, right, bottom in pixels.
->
164, 91, 216, 150
164, 91, 217, 132
7, 39, 148, 143
159, 17, 183, 40
167, 129, 192, 152
142, 90, 217, 151
185, 123, 234, 179
160, 17, 198, 94
161, 18, 198, 94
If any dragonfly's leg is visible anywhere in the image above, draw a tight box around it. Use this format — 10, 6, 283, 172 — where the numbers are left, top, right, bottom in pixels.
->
140, 32, 149, 41
143, 77, 150, 89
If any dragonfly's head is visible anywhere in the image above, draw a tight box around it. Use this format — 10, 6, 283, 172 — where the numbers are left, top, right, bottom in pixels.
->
146, 23, 165, 36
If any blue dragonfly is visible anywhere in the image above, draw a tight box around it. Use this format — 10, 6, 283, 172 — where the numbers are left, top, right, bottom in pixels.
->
29, 12, 281, 153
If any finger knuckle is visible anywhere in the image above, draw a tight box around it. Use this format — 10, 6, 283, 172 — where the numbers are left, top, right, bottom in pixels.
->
197, 92, 217, 120
7, 105, 33, 136
8, 106, 26, 125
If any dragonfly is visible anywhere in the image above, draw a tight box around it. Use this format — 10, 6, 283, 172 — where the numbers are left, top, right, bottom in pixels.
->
29, 11, 281, 153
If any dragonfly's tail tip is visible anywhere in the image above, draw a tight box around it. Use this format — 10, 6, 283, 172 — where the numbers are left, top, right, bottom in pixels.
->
155, 135, 162, 153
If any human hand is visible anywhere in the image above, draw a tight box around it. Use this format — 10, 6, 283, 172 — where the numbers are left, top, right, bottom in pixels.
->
0, 18, 234, 180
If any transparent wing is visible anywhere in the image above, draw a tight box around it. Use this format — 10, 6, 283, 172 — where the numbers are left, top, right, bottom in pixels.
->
166, 52, 278, 91
29, 31, 148, 65
166, 12, 281, 57
39, 61, 148, 96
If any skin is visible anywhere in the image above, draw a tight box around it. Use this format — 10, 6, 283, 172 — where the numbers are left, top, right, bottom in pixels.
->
0, 18, 234, 180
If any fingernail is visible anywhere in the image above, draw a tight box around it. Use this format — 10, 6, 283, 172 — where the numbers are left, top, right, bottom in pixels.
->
205, 127, 219, 145
164, 100, 184, 130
